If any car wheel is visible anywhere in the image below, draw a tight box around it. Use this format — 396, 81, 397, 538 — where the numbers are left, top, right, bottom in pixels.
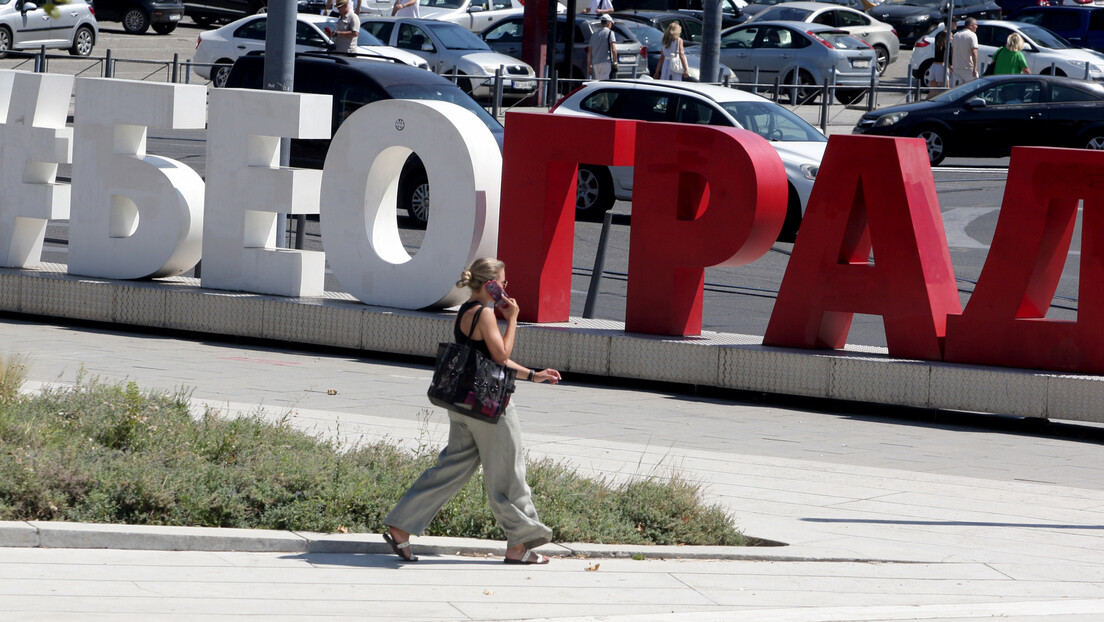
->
1041, 67, 1067, 77
916, 58, 934, 87
783, 69, 817, 105
835, 89, 864, 105
122, 7, 151, 34
915, 126, 947, 166
152, 22, 177, 35
193, 15, 216, 26
400, 162, 429, 228
69, 25, 95, 56
873, 45, 889, 76
1084, 133, 1104, 150
778, 184, 802, 244
0, 26, 12, 59
212, 62, 233, 88
576, 165, 614, 221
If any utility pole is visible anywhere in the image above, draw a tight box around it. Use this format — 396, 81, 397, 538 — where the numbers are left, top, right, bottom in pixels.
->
700, 0, 722, 84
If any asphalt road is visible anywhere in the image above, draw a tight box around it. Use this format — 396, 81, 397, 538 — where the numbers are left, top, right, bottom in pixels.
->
10, 21, 1081, 348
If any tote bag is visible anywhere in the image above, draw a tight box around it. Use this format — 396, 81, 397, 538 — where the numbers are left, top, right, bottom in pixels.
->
427, 305, 516, 423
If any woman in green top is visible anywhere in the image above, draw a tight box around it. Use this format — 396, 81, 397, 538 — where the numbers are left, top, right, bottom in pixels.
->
992, 33, 1031, 76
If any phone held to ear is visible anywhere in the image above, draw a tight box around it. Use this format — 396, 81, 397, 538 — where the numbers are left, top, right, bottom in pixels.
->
485, 280, 510, 308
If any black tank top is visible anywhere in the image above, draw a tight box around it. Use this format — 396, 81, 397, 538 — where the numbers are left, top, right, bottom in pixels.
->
454, 300, 493, 359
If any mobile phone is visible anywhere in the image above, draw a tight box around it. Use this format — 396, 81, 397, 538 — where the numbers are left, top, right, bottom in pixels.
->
485, 280, 509, 308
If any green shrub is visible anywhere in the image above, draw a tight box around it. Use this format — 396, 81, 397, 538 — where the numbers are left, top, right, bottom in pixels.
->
0, 379, 744, 546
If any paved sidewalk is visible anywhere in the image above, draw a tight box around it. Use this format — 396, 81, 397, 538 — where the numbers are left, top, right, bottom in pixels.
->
2, 317, 1104, 621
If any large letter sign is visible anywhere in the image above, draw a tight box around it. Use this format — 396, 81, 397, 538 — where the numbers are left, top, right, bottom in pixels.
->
320, 100, 501, 308
626, 123, 787, 335
945, 147, 1104, 373
0, 71, 73, 268
499, 113, 637, 322
763, 135, 961, 361
201, 88, 330, 297
68, 79, 206, 279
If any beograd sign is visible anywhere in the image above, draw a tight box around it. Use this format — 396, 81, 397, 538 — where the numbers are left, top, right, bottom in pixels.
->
2, 70, 1103, 376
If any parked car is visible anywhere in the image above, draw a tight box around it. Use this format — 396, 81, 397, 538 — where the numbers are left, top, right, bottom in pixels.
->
184, 0, 268, 27
479, 14, 648, 80
718, 20, 878, 103
747, 2, 900, 73
909, 19, 1104, 84
194, 13, 428, 87
868, 0, 1003, 45
617, 18, 737, 79
742, 0, 869, 21
551, 79, 825, 238
997, 0, 1056, 15
418, 0, 523, 32
616, 0, 746, 28
92, 0, 184, 34
225, 52, 503, 226
614, 10, 707, 43
854, 74, 1104, 164
363, 17, 537, 100
1010, 5, 1104, 51
0, 0, 98, 56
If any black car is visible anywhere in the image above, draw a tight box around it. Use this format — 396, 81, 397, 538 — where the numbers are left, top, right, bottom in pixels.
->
853, 74, 1104, 165
92, 0, 185, 34
868, 0, 1003, 45
225, 53, 503, 227
185, 0, 268, 27
614, 10, 707, 43
616, 0, 745, 27
1011, 6, 1104, 52
996, 0, 1055, 16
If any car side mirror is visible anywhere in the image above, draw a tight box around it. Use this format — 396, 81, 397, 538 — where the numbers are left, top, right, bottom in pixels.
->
964, 97, 986, 109
422, 43, 434, 52
469, 0, 487, 11
22, 2, 39, 11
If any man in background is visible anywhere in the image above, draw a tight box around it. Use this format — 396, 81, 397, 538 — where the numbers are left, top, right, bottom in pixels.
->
951, 18, 979, 86
588, 14, 618, 79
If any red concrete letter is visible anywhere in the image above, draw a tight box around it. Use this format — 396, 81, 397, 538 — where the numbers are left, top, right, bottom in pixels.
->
499, 112, 636, 322
625, 123, 787, 336
763, 135, 960, 360
944, 147, 1104, 373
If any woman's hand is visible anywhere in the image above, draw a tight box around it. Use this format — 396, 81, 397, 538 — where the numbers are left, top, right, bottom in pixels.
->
534, 368, 562, 385
500, 297, 520, 322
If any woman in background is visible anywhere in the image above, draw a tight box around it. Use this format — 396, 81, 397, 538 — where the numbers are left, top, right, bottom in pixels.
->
655, 22, 689, 81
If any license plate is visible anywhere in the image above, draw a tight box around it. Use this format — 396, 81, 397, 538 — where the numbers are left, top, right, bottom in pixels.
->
852, 59, 869, 68
169, 13, 181, 20
511, 80, 535, 90
618, 55, 635, 64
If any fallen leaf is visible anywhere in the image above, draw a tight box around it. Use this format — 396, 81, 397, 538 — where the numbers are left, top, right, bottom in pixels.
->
327, 389, 338, 395
585, 563, 600, 572
483, 589, 494, 596
337, 526, 349, 534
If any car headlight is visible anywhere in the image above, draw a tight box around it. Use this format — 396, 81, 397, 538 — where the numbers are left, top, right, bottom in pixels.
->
480, 65, 502, 75
800, 163, 819, 180
874, 111, 908, 127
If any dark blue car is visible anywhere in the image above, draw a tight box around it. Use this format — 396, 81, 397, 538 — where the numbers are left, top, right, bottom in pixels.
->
1011, 6, 1104, 52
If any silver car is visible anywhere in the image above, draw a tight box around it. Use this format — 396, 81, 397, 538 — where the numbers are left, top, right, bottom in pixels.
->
747, 2, 900, 75
719, 20, 878, 104
363, 17, 537, 100
0, 0, 98, 57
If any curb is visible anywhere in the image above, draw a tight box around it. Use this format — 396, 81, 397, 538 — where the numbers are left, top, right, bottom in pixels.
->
0, 520, 880, 562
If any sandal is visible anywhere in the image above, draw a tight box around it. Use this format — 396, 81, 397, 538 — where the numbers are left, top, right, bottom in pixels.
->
382, 531, 419, 562
503, 550, 550, 565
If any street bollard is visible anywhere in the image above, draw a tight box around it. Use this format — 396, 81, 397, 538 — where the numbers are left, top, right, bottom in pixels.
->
773, 76, 780, 103
171, 53, 179, 83
35, 45, 46, 72
583, 210, 614, 319
820, 77, 829, 133
867, 62, 878, 111
105, 49, 113, 78
184, 60, 191, 84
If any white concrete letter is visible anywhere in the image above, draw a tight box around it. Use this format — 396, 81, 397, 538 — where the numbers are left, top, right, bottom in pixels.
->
68, 78, 206, 279
0, 71, 73, 268
201, 88, 330, 297
321, 100, 501, 309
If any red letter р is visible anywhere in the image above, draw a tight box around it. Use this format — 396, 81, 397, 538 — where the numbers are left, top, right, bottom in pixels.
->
945, 147, 1104, 374
625, 123, 787, 336
763, 135, 960, 361
498, 112, 636, 323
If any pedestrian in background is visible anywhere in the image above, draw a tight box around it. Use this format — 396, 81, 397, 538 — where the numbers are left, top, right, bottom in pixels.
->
925, 30, 949, 91
951, 18, 979, 86
324, 0, 360, 16
588, 14, 619, 80
991, 33, 1030, 75
331, 0, 359, 55
584, 0, 614, 15
654, 22, 689, 81
392, 0, 420, 17
383, 258, 562, 566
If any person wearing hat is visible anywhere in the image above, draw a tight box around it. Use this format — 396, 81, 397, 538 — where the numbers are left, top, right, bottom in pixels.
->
324, 0, 361, 16
331, 0, 360, 55
588, 15, 618, 80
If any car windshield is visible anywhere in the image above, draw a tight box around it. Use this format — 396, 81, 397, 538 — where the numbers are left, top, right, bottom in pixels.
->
420, 0, 465, 8
883, 0, 943, 6
387, 84, 503, 136
719, 101, 827, 142
1018, 24, 1073, 49
428, 22, 492, 50
357, 30, 386, 46
621, 22, 664, 51
927, 77, 998, 102
755, 7, 814, 21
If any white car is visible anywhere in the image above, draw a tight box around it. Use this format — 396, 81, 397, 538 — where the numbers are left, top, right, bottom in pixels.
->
0, 0, 98, 57
910, 19, 1104, 85
746, 2, 900, 75
551, 79, 825, 239
193, 13, 428, 87
363, 17, 537, 100
417, 0, 523, 32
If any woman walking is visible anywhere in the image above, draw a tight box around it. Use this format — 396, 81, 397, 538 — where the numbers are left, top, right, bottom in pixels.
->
383, 257, 562, 565
654, 22, 689, 81
991, 33, 1030, 76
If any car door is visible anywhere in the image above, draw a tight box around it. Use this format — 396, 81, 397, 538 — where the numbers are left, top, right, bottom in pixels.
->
228, 17, 268, 57
954, 80, 1047, 156
396, 22, 440, 70
1043, 81, 1104, 146
719, 25, 759, 82
466, 0, 517, 33
481, 17, 523, 60
749, 25, 799, 83
11, 0, 54, 48
48, 0, 86, 46
832, 9, 874, 43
